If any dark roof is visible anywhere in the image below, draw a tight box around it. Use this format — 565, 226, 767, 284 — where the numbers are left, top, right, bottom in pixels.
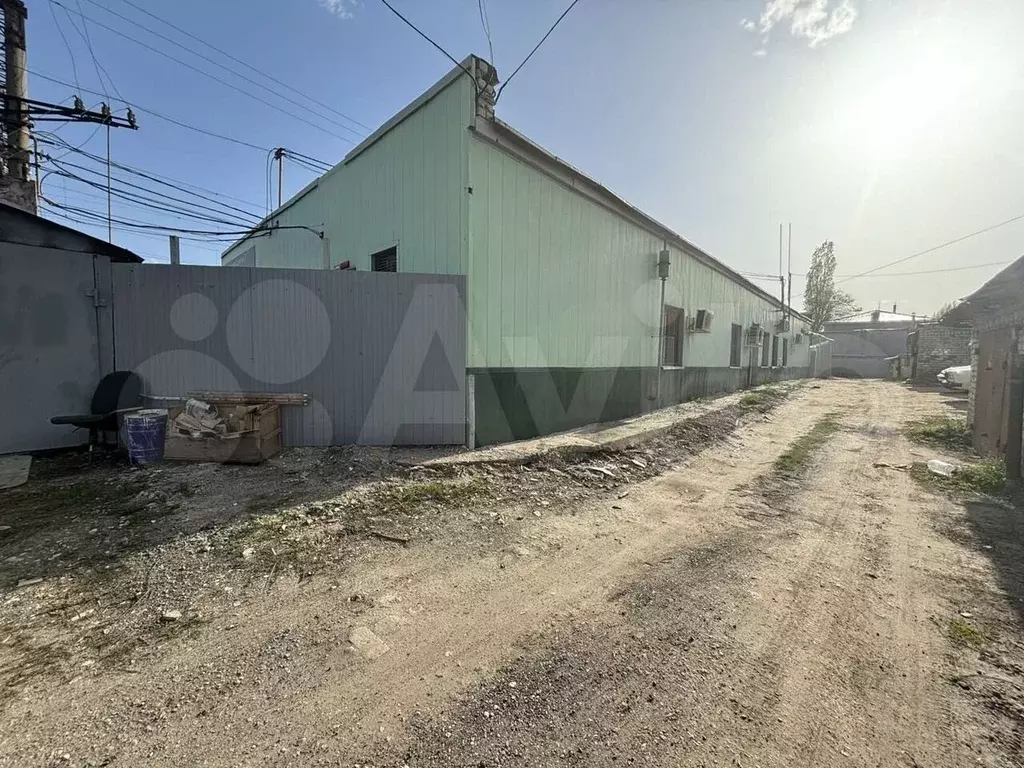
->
963, 255, 1024, 324
0, 203, 143, 263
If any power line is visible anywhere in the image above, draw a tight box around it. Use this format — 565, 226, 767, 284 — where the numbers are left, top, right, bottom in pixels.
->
37, 132, 265, 212
497, 0, 583, 101
73, 0, 367, 139
48, 165, 258, 229
48, 1, 82, 93
48, 0, 362, 144
46, 157, 259, 227
39, 136, 265, 218
741, 260, 1016, 280
30, 69, 274, 153
42, 200, 233, 252
41, 145, 261, 220
377, 0, 475, 82
283, 148, 333, 171
104, 0, 374, 133
837, 212, 1024, 284
477, 0, 495, 65
42, 197, 301, 238
48, 181, 248, 237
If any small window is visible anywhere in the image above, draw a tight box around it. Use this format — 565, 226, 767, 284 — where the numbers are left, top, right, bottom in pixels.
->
663, 306, 684, 366
771, 335, 779, 367
729, 323, 743, 367
371, 246, 397, 272
782, 338, 789, 367
761, 335, 771, 367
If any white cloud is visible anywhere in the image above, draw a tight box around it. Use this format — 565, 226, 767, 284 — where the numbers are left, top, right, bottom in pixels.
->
747, 0, 860, 48
318, 0, 359, 19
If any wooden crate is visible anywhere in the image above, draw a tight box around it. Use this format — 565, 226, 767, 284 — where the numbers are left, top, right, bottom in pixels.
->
163, 403, 281, 464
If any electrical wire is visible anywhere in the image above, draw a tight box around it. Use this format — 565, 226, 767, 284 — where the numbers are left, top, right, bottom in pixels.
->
44, 192, 232, 253
478, 0, 495, 64
497, 0, 583, 101
46, 157, 260, 227
50, 182, 248, 236
73, 0, 123, 101
48, 1, 83, 93
53, 0, 365, 143
283, 148, 333, 171
41, 143, 264, 221
37, 132, 266, 212
48, 166, 259, 228
102, 0, 375, 133
30, 69, 273, 153
837, 213, 1024, 284
740, 260, 1016, 280
42, 197, 300, 238
377, 0, 475, 82
285, 157, 326, 176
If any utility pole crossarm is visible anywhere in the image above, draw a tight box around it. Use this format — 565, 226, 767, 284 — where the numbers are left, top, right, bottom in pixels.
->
3, 96, 138, 129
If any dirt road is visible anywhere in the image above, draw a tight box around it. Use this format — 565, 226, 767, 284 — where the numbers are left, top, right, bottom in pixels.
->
2, 380, 1021, 767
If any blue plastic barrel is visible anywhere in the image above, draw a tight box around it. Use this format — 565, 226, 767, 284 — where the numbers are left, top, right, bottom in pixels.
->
124, 409, 168, 464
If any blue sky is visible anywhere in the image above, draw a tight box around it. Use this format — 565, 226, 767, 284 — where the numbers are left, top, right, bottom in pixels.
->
30, 0, 1024, 314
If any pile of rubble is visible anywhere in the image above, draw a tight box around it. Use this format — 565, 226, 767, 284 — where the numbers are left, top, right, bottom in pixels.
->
169, 398, 254, 438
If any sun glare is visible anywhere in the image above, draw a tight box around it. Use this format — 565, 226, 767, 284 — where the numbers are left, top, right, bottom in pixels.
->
832, 38, 997, 157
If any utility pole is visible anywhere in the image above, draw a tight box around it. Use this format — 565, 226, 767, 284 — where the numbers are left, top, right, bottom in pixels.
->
274, 147, 284, 209
3, 0, 28, 180
106, 122, 111, 241
168, 234, 180, 265
778, 223, 785, 308
787, 222, 792, 319
0, 0, 136, 214
1, 0, 31, 212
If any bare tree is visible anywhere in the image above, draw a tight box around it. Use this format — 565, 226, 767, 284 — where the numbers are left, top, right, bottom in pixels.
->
803, 240, 859, 331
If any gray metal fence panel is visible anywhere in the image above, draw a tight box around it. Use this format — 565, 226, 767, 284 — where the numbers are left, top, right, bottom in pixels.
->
0, 246, 102, 453
110, 265, 466, 446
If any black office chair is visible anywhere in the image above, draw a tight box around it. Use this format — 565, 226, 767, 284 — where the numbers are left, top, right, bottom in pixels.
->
51, 371, 144, 454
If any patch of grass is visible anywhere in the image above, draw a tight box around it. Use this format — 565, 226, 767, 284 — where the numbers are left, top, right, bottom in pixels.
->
905, 415, 972, 452
739, 386, 785, 412
774, 412, 842, 475
948, 616, 986, 648
910, 459, 1007, 498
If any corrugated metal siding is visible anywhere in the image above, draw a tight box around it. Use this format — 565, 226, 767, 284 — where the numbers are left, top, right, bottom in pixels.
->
111, 264, 466, 446
222, 75, 472, 277
467, 138, 807, 370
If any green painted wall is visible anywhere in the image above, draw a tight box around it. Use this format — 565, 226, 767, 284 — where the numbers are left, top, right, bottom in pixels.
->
222, 74, 472, 276
466, 135, 809, 372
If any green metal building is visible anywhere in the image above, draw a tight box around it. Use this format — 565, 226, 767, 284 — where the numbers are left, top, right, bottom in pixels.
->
222, 56, 820, 446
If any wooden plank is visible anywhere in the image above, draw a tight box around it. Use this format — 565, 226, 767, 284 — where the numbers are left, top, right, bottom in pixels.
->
187, 392, 309, 406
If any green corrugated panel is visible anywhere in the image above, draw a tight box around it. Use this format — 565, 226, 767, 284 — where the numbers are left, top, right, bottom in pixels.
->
223, 76, 472, 277
467, 137, 805, 371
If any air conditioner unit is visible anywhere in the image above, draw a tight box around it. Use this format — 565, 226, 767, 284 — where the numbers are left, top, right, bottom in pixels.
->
745, 325, 765, 347
691, 309, 714, 333
776, 317, 791, 333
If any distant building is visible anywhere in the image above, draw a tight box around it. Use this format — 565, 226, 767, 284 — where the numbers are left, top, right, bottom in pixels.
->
823, 309, 921, 379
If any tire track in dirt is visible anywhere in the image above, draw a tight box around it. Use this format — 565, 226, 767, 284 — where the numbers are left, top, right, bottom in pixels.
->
376, 381, 971, 768
0, 386, 834, 766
